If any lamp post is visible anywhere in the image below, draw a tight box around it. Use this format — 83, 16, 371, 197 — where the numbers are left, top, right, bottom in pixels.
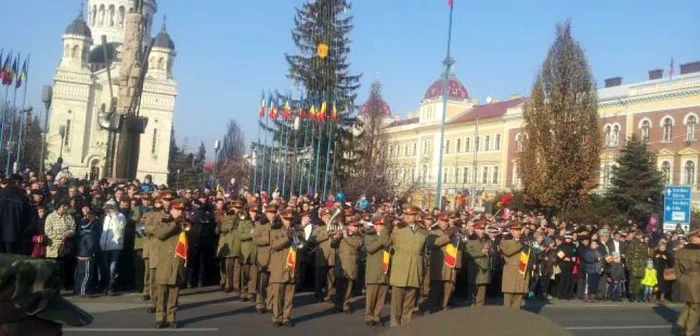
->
58, 125, 66, 159
213, 139, 220, 189
14, 106, 32, 174
39, 85, 52, 175
435, 2, 456, 209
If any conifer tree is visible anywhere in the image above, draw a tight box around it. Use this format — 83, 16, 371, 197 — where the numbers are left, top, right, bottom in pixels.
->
519, 20, 601, 214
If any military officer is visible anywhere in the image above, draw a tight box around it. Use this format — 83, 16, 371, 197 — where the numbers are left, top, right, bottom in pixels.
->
253, 204, 277, 314
332, 216, 363, 314
388, 205, 428, 327
420, 212, 433, 300
500, 222, 529, 309
236, 201, 258, 301
137, 193, 155, 301
154, 199, 189, 329
674, 229, 700, 336
625, 230, 648, 302
309, 207, 336, 302
364, 216, 390, 326
465, 222, 491, 307
143, 191, 174, 313
230, 199, 247, 299
428, 213, 458, 312
269, 207, 301, 327
216, 201, 238, 293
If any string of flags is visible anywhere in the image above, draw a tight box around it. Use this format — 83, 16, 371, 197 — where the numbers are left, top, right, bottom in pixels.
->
259, 90, 338, 122
0, 51, 28, 88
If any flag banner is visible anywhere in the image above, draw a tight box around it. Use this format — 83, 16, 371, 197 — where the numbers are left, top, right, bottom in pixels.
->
331, 100, 338, 121
175, 231, 188, 265
309, 98, 317, 122
259, 91, 266, 118
1, 54, 12, 86
16, 58, 27, 89
518, 245, 531, 277
284, 98, 292, 120
382, 250, 391, 274
286, 246, 297, 270
444, 243, 457, 269
448, 0, 454, 7
299, 95, 307, 119
319, 100, 327, 122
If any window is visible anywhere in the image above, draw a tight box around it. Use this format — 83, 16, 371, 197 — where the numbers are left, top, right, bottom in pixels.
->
687, 116, 697, 141
411, 168, 415, 182
485, 136, 491, 151
404, 144, 408, 157
663, 118, 673, 142
612, 125, 620, 146
422, 165, 428, 182
482, 167, 489, 184
454, 168, 459, 185
444, 168, 449, 183
604, 125, 612, 146
465, 138, 470, 152
661, 161, 671, 184
495, 134, 501, 150
456, 139, 462, 153
463, 167, 469, 184
151, 128, 158, 154
493, 166, 499, 184
64, 120, 71, 147
412, 142, 417, 156
685, 161, 696, 186
516, 134, 523, 152
475, 137, 480, 152
445, 140, 450, 154
641, 120, 650, 141
389, 146, 394, 157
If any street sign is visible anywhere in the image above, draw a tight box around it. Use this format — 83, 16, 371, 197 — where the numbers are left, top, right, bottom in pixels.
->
663, 185, 692, 232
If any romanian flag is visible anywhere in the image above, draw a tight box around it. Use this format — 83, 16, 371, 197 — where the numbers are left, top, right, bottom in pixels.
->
268, 94, 277, 119
299, 94, 307, 119
1, 54, 12, 86
259, 91, 266, 118
319, 99, 327, 122
4, 56, 17, 86
286, 247, 297, 270
16, 58, 27, 89
518, 245, 531, 277
448, 0, 454, 8
331, 100, 338, 121
283, 98, 292, 121
175, 231, 188, 265
444, 243, 457, 269
309, 97, 317, 121
382, 250, 391, 274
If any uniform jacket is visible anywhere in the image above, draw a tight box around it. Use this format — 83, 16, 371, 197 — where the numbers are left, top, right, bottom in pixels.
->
428, 228, 456, 282
138, 208, 156, 259
364, 232, 389, 285
333, 233, 363, 280
216, 214, 237, 258
500, 239, 530, 294
465, 237, 491, 285
253, 221, 272, 269
237, 217, 257, 264
269, 226, 299, 284
389, 224, 428, 288
309, 225, 335, 268
154, 217, 187, 286
625, 239, 648, 278
130, 206, 144, 250
674, 243, 700, 303
144, 210, 167, 268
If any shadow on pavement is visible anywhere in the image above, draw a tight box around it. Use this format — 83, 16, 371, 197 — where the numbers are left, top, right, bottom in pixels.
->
180, 296, 238, 310
180, 305, 257, 325
652, 304, 680, 324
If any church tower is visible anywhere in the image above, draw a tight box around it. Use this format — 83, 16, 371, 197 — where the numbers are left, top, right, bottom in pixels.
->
148, 20, 176, 81
61, 10, 93, 70
86, 0, 157, 46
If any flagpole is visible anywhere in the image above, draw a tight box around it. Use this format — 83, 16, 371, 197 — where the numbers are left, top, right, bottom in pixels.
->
15, 54, 29, 173
435, 0, 455, 209
322, 116, 334, 201
6, 75, 19, 176
276, 120, 286, 193
299, 117, 309, 196
281, 119, 291, 197
306, 117, 316, 194
290, 117, 299, 198
267, 103, 276, 194
0, 85, 10, 162
313, 119, 323, 196
260, 107, 269, 193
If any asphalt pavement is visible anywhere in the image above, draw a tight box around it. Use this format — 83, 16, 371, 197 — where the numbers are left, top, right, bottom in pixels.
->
63, 287, 684, 336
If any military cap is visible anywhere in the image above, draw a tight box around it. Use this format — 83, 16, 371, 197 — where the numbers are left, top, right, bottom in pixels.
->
509, 222, 522, 230
473, 222, 485, 230
372, 216, 386, 226
346, 216, 359, 227
422, 212, 434, 221
0, 254, 92, 326
448, 212, 457, 219
319, 208, 332, 217
161, 190, 177, 201
230, 199, 245, 209
265, 204, 279, 213
171, 198, 188, 210
403, 205, 420, 216
437, 213, 449, 221
279, 207, 294, 220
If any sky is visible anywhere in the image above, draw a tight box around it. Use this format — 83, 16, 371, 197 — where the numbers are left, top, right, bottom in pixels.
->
1, 0, 698, 159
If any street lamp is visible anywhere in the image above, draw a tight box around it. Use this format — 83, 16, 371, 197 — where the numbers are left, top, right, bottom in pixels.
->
213, 139, 220, 189
435, 2, 456, 209
59, 125, 66, 159
39, 85, 52, 175
14, 106, 33, 174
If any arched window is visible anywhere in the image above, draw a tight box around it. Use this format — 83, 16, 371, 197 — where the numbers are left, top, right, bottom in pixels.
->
90, 5, 96, 26
108, 5, 115, 27
465, 138, 470, 152
482, 167, 489, 184
604, 125, 612, 146
516, 134, 523, 152
475, 137, 480, 152
463, 167, 469, 184
444, 168, 449, 184
495, 134, 501, 150
118, 6, 126, 27
612, 125, 620, 146
663, 118, 673, 142
454, 168, 459, 185
685, 161, 696, 186
485, 135, 490, 151
157, 57, 165, 70
98, 4, 105, 27
687, 115, 697, 141
662, 161, 671, 184
71, 45, 79, 58
412, 142, 417, 156
493, 166, 499, 184
456, 138, 461, 152
641, 120, 650, 141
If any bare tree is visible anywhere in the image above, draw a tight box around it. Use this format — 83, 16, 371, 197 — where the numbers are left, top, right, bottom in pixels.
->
215, 120, 250, 189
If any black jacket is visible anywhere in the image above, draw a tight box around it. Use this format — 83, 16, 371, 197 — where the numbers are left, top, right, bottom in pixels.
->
0, 185, 37, 244
76, 218, 97, 258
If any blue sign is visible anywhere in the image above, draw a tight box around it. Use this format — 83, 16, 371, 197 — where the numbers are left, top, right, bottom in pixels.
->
664, 185, 692, 224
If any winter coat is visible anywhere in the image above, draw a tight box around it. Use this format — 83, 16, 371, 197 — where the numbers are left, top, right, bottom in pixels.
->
608, 262, 625, 282
674, 243, 700, 303
465, 238, 491, 285
269, 226, 301, 284
428, 228, 458, 282
237, 217, 257, 264
44, 212, 76, 258
99, 212, 126, 251
155, 217, 187, 286
388, 225, 428, 288
500, 238, 530, 294
626, 239, 649, 278
253, 222, 272, 269
309, 225, 335, 268
580, 247, 602, 274
333, 233, 363, 280
216, 214, 237, 258
641, 268, 658, 287
0, 185, 36, 244
364, 232, 390, 285
75, 219, 97, 258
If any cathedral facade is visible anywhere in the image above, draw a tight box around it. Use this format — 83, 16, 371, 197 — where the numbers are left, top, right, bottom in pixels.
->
47, 0, 176, 184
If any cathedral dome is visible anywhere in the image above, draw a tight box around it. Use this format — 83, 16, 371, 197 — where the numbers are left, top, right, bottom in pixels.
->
359, 82, 392, 116
423, 74, 468, 101
65, 15, 92, 38
153, 25, 175, 50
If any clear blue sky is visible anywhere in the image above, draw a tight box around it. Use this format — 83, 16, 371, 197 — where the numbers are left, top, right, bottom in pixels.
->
1, 0, 698, 158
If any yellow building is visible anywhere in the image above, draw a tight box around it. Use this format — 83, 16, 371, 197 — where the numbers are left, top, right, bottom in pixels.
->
383, 61, 700, 210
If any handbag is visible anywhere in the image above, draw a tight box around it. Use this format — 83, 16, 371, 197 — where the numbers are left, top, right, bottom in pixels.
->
663, 268, 677, 281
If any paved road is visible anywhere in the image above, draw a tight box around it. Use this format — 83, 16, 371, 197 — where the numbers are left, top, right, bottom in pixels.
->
64, 287, 684, 335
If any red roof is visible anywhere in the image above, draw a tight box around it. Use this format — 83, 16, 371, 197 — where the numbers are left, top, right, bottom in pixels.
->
203, 161, 214, 172
424, 75, 469, 101
387, 117, 420, 128
449, 97, 527, 124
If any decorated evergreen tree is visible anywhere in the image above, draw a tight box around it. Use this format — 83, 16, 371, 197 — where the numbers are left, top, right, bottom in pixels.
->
608, 135, 664, 225
519, 20, 601, 214
252, 0, 360, 198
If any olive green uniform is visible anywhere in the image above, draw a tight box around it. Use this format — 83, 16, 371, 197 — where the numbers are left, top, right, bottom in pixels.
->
237, 216, 258, 300
388, 224, 428, 327
154, 217, 187, 324
216, 214, 237, 292
144, 209, 168, 311
674, 243, 700, 336
333, 233, 363, 312
269, 226, 301, 324
309, 225, 335, 301
364, 232, 390, 323
253, 221, 273, 311
465, 237, 491, 307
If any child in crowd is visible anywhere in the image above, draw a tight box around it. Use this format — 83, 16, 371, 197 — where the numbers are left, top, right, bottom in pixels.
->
607, 252, 625, 301
641, 259, 658, 302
